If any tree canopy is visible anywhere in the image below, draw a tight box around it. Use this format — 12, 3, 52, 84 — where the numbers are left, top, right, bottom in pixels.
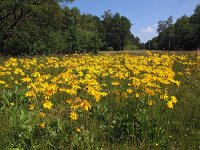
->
146, 4, 200, 50
1, 1, 199, 54
0, 1, 139, 55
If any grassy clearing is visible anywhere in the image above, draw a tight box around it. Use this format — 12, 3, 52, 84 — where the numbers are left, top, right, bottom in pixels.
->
0, 51, 199, 150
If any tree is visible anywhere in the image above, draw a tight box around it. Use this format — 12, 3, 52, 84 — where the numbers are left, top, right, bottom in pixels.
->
0, 1, 137, 54
101, 12, 132, 50
0, 0, 74, 54
174, 16, 195, 50
190, 4, 200, 48
157, 16, 173, 33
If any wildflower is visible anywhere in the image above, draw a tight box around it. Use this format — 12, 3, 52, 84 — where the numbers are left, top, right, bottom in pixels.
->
39, 122, 45, 128
101, 92, 108, 97
112, 81, 120, 86
122, 92, 128, 99
147, 100, 154, 106
135, 93, 139, 98
127, 89, 133, 94
0, 80, 5, 85
167, 101, 173, 109
21, 76, 32, 83
177, 72, 183, 75
81, 100, 91, 111
71, 103, 80, 109
39, 112, 46, 118
163, 94, 168, 100
32, 71, 40, 77
171, 96, 177, 104
10, 102, 15, 106
173, 80, 181, 87
76, 128, 81, 132
25, 90, 36, 99
29, 104, 35, 110
66, 98, 72, 104
78, 71, 83, 77
14, 68, 23, 75
70, 111, 78, 120
43, 101, 53, 109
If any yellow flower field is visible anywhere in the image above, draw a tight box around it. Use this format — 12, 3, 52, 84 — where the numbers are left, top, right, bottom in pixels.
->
0, 51, 199, 149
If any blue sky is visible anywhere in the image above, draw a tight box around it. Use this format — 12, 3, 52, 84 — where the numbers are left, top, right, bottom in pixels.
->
67, 0, 199, 43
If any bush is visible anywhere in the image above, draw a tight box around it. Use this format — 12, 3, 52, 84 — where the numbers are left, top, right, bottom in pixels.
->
125, 44, 138, 50
107, 47, 114, 51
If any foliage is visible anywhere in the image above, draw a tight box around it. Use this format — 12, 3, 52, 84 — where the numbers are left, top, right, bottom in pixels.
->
100, 12, 133, 51
147, 4, 200, 50
0, 2, 138, 55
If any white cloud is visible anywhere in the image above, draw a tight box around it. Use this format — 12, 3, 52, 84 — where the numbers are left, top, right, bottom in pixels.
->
142, 26, 154, 33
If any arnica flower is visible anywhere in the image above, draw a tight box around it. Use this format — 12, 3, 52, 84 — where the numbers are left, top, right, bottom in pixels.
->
39, 112, 46, 118
171, 96, 177, 104
10, 102, 14, 106
81, 100, 91, 111
29, 104, 35, 110
147, 100, 154, 106
76, 128, 81, 132
43, 101, 53, 109
112, 81, 120, 86
0, 80, 5, 85
135, 93, 139, 98
167, 101, 174, 109
21, 76, 32, 83
25, 90, 36, 99
39, 122, 45, 129
127, 89, 133, 94
70, 111, 78, 120
163, 94, 168, 100
66, 98, 72, 104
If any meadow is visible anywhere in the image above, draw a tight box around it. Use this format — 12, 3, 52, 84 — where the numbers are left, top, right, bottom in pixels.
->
0, 51, 199, 150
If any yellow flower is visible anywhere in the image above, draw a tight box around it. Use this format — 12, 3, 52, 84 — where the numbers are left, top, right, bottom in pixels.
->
14, 68, 23, 74
171, 96, 177, 104
10, 102, 15, 106
25, 90, 36, 99
127, 89, 133, 94
76, 128, 81, 132
0, 80, 5, 85
29, 104, 35, 110
78, 71, 83, 77
147, 100, 154, 106
167, 101, 173, 109
121, 92, 128, 99
39, 122, 45, 128
135, 93, 139, 98
39, 112, 46, 118
163, 94, 168, 100
112, 81, 120, 86
71, 103, 81, 109
81, 100, 91, 111
66, 98, 72, 104
32, 71, 40, 77
177, 72, 183, 75
14, 80, 19, 84
21, 76, 32, 83
43, 101, 53, 109
70, 111, 78, 120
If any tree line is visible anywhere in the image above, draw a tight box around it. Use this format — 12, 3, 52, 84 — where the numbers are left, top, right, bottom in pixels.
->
0, 0, 140, 55
145, 4, 200, 50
